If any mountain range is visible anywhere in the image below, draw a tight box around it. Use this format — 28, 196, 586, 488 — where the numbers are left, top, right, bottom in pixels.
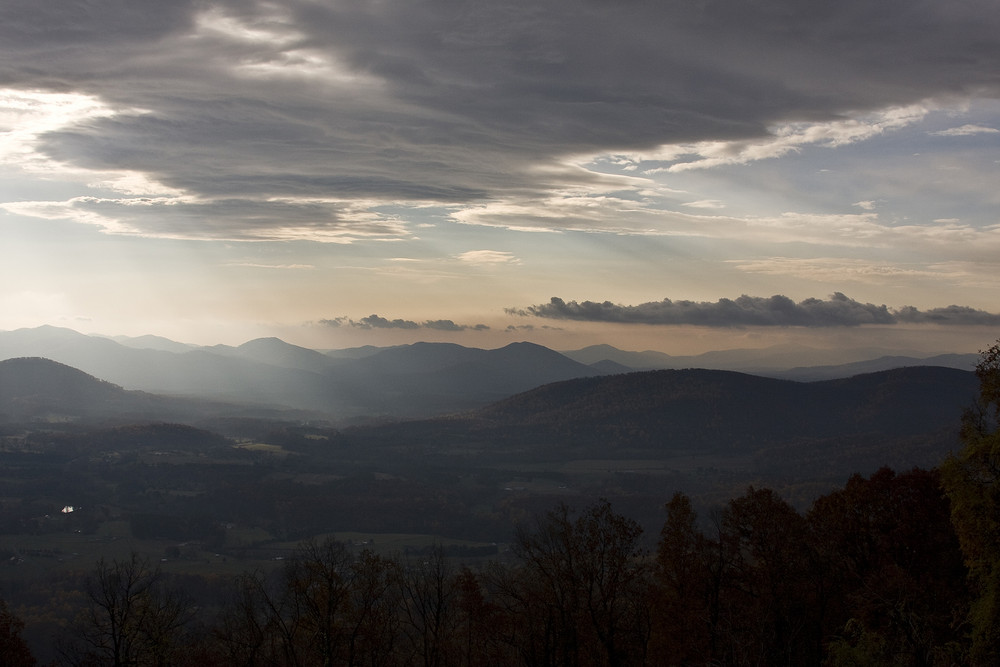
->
560, 343, 979, 379
0, 325, 980, 422
0, 342, 981, 507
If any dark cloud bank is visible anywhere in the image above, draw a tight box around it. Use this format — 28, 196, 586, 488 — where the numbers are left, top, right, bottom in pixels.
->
322, 315, 489, 332
512, 294, 1000, 328
3, 0, 1000, 237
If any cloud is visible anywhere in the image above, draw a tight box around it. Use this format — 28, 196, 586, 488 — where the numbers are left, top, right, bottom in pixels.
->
354, 314, 420, 330
633, 105, 930, 173
224, 262, 314, 270
930, 124, 1000, 137
728, 257, 988, 287
424, 319, 490, 332
505, 324, 563, 332
0, 194, 410, 242
452, 195, 1000, 261
454, 250, 520, 266
682, 200, 726, 210
2, 0, 999, 239
322, 315, 489, 331
512, 293, 1000, 328
894, 305, 1000, 326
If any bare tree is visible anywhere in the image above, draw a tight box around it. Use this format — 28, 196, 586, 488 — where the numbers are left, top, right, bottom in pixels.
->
342, 550, 401, 667
215, 570, 288, 667
498, 500, 650, 667
284, 538, 354, 667
68, 552, 193, 666
397, 545, 457, 667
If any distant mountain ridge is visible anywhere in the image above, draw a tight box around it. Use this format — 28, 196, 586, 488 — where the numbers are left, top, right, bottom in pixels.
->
208, 337, 343, 373
0, 326, 981, 422
561, 343, 977, 375
766, 353, 979, 381
0, 327, 601, 420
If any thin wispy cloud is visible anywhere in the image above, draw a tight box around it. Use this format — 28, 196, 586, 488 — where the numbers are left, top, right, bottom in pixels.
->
224, 262, 315, 270
728, 258, 982, 286
637, 106, 929, 174
455, 250, 521, 266
930, 124, 1000, 137
683, 200, 726, 210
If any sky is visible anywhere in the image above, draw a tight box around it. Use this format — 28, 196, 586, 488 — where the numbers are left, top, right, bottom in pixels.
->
1, 0, 1000, 356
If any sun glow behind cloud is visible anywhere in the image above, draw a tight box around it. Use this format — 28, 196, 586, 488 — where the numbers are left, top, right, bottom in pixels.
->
193, 5, 381, 86
0, 88, 195, 235
0, 90, 141, 177
0, 87, 410, 242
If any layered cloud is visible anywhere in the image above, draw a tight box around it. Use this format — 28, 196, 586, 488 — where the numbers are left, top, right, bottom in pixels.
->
512, 293, 1000, 328
1, 0, 999, 240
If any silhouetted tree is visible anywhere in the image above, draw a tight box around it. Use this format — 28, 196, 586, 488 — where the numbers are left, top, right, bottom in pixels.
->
0, 598, 35, 667
68, 552, 193, 666
216, 539, 402, 667
720, 487, 818, 666
284, 538, 355, 666
942, 339, 1000, 664
342, 550, 400, 667
498, 500, 650, 667
398, 545, 457, 667
215, 569, 288, 666
452, 566, 507, 666
651, 492, 717, 664
812, 468, 967, 666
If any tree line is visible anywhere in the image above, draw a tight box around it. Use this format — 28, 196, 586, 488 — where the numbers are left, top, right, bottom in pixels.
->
2, 339, 1000, 666
0, 466, 981, 666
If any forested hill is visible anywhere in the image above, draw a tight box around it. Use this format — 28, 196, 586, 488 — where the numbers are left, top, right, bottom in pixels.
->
0, 357, 299, 424
342, 366, 979, 483
0, 357, 131, 420
471, 366, 978, 451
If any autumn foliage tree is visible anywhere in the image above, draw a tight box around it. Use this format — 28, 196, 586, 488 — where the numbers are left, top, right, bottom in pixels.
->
721, 487, 818, 665
651, 492, 717, 663
653, 488, 821, 666
942, 339, 1000, 663
812, 467, 967, 665
652, 473, 970, 667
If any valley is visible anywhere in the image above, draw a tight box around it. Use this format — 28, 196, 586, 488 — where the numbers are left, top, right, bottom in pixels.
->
0, 326, 986, 663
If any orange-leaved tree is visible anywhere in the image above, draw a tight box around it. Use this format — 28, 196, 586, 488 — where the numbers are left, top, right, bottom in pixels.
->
942, 339, 1000, 664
